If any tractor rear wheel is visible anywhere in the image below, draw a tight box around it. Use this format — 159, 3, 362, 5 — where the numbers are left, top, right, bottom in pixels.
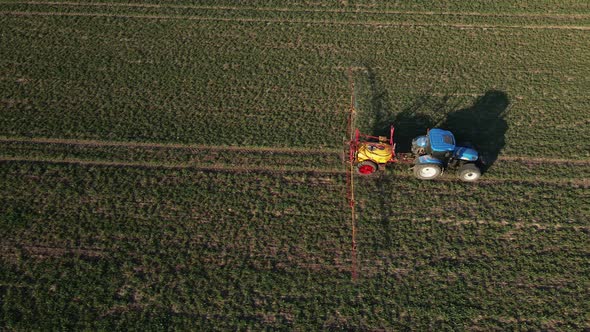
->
356, 160, 378, 175
457, 163, 481, 182
413, 164, 441, 180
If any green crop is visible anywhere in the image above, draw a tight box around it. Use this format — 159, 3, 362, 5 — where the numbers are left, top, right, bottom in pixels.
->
0, 1, 589, 330
1, 160, 588, 330
1, 2, 589, 157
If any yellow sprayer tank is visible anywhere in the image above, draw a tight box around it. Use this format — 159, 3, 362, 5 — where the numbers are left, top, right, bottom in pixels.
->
356, 142, 394, 164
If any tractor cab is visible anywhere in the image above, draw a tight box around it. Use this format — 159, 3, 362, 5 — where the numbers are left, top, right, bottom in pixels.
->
427, 128, 456, 160
412, 128, 455, 161
412, 128, 479, 163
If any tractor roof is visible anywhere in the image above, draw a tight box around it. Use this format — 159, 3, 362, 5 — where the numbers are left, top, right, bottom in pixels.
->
428, 128, 455, 152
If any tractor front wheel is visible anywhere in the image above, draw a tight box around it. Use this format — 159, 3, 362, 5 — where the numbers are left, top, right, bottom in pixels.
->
457, 163, 481, 182
357, 160, 378, 175
413, 164, 441, 180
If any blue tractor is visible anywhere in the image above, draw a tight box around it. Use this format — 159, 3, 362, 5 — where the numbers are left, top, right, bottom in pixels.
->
411, 128, 482, 181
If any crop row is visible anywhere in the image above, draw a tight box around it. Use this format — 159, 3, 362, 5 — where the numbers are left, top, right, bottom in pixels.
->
1, 12, 589, 158
1, 160, 588, 329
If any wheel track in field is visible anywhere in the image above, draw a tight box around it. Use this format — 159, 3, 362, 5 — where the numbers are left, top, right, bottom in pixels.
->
4, 1, 590, 19
0, 242, 353, 276
1, 136, 589, 165
495, 155, 590, 165
0, 156, 346, 175
0, 136, 336, 155
1, 156, 588, 187
1, 10, 589, 31
0, 243, 106, 258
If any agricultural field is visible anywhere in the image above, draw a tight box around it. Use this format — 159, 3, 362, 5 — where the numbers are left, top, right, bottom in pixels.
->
0, 0, 589, 330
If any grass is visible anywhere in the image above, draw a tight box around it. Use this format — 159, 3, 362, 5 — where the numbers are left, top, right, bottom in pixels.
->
0, 0, 589, 330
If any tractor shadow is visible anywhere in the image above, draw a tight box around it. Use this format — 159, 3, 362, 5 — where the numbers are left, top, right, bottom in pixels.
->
362, 68, 510, 173
353, 67, 510, 261
439, 91, 510, 173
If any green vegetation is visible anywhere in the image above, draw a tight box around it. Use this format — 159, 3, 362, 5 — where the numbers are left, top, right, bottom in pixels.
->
2, 162, 588, 330
1, 0, 589, 330
1, 1, 589, 156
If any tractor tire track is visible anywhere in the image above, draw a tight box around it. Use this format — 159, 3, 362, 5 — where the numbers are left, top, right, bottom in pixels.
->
1, 136, 589, 165
0, 156, 346, 175
497, 155, 590, 165
0, 244, 107, 258
430, 219, 590, 231
0, 242, 351, 276
5, 1, 590, 19
1, 156, 587, 187
0, 136, 340, 155
1, 11, 589, 31
379, 171, 590, 188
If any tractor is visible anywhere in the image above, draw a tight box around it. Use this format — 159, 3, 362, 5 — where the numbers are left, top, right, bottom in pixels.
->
350, 125, 482, 182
